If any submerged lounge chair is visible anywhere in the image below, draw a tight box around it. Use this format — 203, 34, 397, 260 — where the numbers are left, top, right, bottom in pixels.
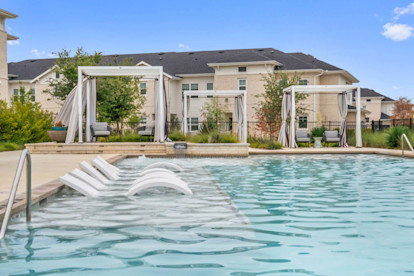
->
59, 174, 100, 197
69, 169, 108, 190
126, 177, 193, 196
79, 161, 110, 184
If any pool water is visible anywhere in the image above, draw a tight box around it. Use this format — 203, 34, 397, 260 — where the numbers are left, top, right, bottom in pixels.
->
1, 155, 414, 275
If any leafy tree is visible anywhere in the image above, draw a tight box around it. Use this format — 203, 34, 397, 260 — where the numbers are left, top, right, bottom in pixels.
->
255, 71, 308, 138
43, 48, 102, 102
391, 97, 414, 119
97, 58, 146, 134
200, 98, 228, 133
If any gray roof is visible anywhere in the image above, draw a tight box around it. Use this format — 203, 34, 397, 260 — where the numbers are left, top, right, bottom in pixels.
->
381, 112, 390, 120
353, 88, 395, 102
8, 48, 345, 81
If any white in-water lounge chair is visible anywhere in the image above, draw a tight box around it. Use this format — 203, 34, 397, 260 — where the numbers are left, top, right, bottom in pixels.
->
92, 159, 119, 181
96, 155, 184, 173
69, 169, 108, 190
59, 174, 100, 197
79, 161, 110, 184
126, 177, 193, 196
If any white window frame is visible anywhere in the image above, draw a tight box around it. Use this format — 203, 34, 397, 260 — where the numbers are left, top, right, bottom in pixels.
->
183, 83, 199, 98
187, 117, 199, 132
207, 83, 214, 90
139, 82, 147, 96
238, 66, 247, 72
238, 79, 247, 91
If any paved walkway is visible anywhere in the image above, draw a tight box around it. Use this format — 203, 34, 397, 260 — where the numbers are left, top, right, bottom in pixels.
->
0, 151, 117, 202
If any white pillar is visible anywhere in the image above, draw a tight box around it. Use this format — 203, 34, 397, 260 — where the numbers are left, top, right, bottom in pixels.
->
243, 91, 248, 143
86, 79, 91, 142
290, 88, 296, 148
77, 69, 83, 144
183, 92, 188, 135
356, 86, 362, 148
158, 70, 165, 142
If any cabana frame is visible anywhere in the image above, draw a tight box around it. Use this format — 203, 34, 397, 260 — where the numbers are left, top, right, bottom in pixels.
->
74, 66, 165, 143
183, 90, 247, 143
282, 85, 362, 148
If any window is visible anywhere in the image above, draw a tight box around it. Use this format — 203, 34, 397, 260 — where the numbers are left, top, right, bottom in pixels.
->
140, 117, 147, 124
207, 95, 213, 98
366, 99, 371, 102
30, 88, 35, 101
182, 84, 190, 91
207, 83, 213, 90
56, 72, 60, 79
238, 67, 247, 72
187, 117, 199, 131
365, 117, 370, 123
299, 116, 308, 128
238, 79, 246, 90
190, 83, 198, 91
299, 79, 308, 85
139, 82, 147, 95
190, 95, 199, 98
363, 105, 367, 110
13, 89, 19, 96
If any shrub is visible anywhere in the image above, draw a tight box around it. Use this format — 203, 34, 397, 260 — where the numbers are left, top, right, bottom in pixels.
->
311, 126, 326, 138
247, 136, 282, 149
0, 100, 53, 144
168, 130, 186, 141
386, 126, 411, 148
188, 133, 209, 143
186, 132, 239, 143
0, 142, 24, 152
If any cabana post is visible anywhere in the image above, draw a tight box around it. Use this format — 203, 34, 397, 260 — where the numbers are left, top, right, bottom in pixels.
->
68, 66, 166, 144
183, 90, 247, 143
280, 85, 363, 148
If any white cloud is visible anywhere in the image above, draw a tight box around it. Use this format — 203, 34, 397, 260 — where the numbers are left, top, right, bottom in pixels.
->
31, 49, 55, 58
393, 3, 414, 20
47, 53, 57, 58
382, 23, 414, 41
392, 85, 401, 90
7, 40, 20, 46
178, 43, 191, 50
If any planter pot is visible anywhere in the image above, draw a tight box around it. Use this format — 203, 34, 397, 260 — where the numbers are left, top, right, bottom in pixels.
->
47, 130, 68, 142
313, 137, 323, 148
52, 126, 67, 131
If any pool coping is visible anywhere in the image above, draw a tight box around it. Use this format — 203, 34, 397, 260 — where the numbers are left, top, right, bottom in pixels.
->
1, 147, 412, 223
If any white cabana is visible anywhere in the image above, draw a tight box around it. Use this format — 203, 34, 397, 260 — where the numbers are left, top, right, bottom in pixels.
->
279, 85, 363, 148
183, 90, 247, 143
62, 66, 166, 144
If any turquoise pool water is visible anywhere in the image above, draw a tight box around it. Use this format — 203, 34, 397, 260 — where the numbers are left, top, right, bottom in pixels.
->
1, 155, 414, 275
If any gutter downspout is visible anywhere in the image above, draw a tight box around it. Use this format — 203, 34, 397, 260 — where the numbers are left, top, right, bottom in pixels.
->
313, 70, 327, 124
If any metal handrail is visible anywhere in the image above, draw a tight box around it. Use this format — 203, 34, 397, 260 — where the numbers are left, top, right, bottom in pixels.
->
401, 133, 414, 157
0, 149, 32, 239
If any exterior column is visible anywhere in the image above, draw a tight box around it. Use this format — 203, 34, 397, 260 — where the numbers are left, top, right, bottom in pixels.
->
183, 92, 187, 135
158, 70, 165, 142
290, 88, 296, 148
356, 86, 362, 148
243, 91, 247, 143
77, 68, 83, 144
86, 79, 91, 142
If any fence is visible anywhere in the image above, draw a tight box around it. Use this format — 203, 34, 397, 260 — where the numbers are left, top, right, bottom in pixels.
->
371, 118, 413, 132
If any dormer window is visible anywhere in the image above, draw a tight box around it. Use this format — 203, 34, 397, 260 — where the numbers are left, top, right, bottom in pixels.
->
56, 72, 60, 79
366, 99, 371, 102
299, 79, 308, 85
238, 67, 247, 72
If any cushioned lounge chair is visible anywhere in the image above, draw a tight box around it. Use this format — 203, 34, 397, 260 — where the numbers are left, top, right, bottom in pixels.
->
295, 131, 311, 147
137, 120, 155, 142
323, 131, 341, 147
91, 122, 111, 142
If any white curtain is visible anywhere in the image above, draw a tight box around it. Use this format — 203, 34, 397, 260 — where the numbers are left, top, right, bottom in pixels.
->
154, 80, 160, 142
234, 95, 244, 142
182, 95, 191, 133
338, 92, 349, 147
65, 78, 89, 144
278, 92, 291, 147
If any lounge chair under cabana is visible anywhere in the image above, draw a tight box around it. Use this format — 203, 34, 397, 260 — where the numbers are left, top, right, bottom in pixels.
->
323, 131, 341, 147
295, 131, 311, 147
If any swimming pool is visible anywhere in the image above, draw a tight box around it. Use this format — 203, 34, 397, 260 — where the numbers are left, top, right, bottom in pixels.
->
1, 154, 414, 275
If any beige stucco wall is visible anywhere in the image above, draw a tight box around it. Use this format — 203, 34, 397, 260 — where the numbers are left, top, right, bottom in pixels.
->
0, 29, 8, 102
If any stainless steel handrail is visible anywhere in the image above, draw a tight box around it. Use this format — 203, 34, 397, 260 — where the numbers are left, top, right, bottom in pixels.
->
401, 133, 414, 157
0, 149, 31, 239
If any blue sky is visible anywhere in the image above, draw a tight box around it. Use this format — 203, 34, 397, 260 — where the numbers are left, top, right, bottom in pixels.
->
3, 0, 414, 99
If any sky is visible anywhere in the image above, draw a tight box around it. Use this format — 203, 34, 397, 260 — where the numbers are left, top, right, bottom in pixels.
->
2, 0, 414, 100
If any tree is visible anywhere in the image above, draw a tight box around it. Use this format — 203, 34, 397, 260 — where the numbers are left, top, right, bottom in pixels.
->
255, 71, 308, 138
200, 98, 228, 133
43, 48, 102, 102
391, 97, 414, 119
96, 57, 146, 134
13, 83, 35, 104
